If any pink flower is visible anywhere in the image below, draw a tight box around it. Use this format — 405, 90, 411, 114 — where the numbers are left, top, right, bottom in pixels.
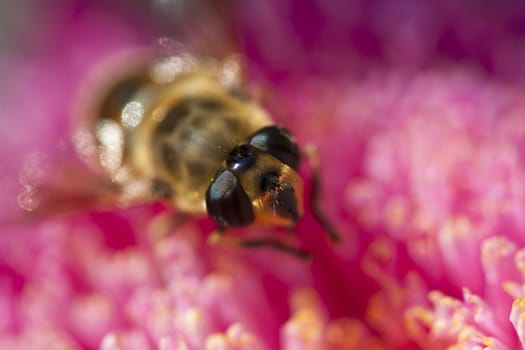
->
3, 0, 525, 349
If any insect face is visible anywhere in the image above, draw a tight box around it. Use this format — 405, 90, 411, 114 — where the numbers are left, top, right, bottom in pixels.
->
205, 126, 304, 229
258, 170, 302, 224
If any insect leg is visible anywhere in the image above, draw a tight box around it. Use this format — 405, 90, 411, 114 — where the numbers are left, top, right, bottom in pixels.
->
208, 229, 311, 260
238, 238, 311, 260
302, 144, 341, 243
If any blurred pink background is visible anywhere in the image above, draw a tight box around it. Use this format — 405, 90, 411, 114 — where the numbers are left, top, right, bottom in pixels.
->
3, 0, 525, 349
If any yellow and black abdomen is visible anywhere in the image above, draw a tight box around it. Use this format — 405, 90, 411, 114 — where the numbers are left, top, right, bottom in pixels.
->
128, 73, 271, 213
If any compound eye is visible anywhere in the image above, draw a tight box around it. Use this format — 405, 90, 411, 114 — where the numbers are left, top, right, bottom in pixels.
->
206, 169, 255, 228
226, 144, 256, 172
248, 126, 300, 170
